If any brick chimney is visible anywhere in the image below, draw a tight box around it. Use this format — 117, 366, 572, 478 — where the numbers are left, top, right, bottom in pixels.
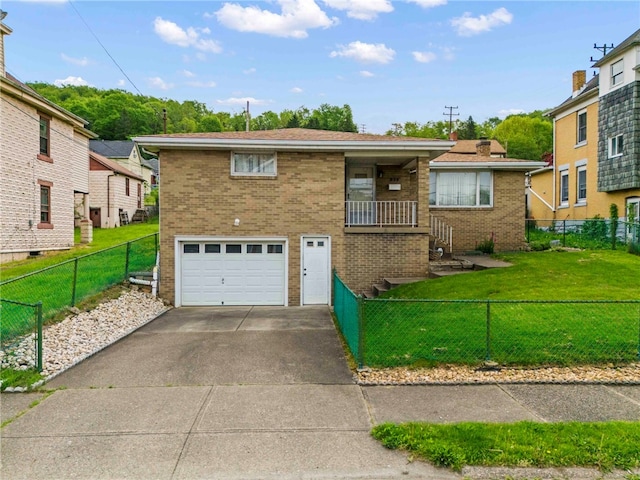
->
572, 70, 586, 96
476, 138, 491, 157
448, 131, 458, 141
0, 11, 11, 78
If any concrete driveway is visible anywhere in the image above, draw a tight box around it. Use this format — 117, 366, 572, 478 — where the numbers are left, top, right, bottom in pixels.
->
1, 306, 458, 480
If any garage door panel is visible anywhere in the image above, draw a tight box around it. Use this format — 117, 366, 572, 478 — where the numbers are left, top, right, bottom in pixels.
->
180, 241, 285, 306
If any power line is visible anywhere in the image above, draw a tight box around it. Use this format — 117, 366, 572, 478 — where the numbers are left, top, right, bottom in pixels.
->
443, 106, 459, 135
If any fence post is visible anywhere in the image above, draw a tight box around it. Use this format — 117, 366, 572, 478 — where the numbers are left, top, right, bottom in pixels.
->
36, 302, 43, 372
125, 241, 131, 280
154, 232, 159, 259
485, 300, 492, 362
357, 296, 365, 369
71, 257, 79, 306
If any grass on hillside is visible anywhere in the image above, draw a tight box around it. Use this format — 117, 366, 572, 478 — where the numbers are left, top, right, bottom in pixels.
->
0, 219, 158, 281
361, 250, 640, 367
372, 421, 640, 472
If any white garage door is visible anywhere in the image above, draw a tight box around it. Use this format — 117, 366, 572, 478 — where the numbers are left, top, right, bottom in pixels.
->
180, 241, 285, 306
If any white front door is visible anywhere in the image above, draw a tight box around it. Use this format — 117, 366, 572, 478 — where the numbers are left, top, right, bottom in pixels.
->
302, 236, 330, 305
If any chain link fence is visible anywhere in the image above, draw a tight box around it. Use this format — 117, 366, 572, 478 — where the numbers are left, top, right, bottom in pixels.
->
0, 299, 42, 372
526, 218, 640, 252
0, 233, 157, 372
333, 272, 640, 369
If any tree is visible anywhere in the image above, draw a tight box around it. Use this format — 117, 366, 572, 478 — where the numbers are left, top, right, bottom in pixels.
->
197, 115, 223, 132
493, 113, 552, 160
458, 116, 478, 140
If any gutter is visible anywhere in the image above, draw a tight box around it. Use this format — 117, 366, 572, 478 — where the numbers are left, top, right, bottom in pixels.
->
430, 161, 547, 170
133, 136, 456, 152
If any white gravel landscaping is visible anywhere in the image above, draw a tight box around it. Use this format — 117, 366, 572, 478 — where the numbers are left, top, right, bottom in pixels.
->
0, 289, 169, 383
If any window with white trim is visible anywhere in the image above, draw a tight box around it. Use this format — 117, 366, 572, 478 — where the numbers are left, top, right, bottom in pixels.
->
609, 134, 623, 157
560, 170, 569, 206
611, 59, 623, 87
576, 165, 587, 203
231, 152, 276, 176
576, 110, 587, 144
429, 171, 492, 207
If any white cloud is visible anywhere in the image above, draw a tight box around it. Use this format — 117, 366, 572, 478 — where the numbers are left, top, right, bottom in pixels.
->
330, 41, 395, 64
441, 46, 455, 61
117, 79, 126, 87
148, 76, 173, 91
213, 0, 338, 39
498, 108, 525, 118
243, 67, 257, 74
412, 51, 437, 63
154, 17, 222, 53
186, 80, 217, 88
216, 96, 271, 106
181, 69, 196, 77
451, 7, 513, 36
54, 76, 89, 87
407, 0, 447, 8
61, 54, 89, 67
291, 86, 303, 93
322, 0, 392, 20
359, 70, 374, 77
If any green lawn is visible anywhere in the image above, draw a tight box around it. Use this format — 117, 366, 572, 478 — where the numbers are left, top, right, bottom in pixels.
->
1, 222, 158, 342
361, 251, 640, 367
372, 421, 640, 472
0, 219, 158, 281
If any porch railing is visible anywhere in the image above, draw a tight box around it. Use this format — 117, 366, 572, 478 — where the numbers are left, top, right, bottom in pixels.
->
430, 214, 453, 251
345, 201, 417, 227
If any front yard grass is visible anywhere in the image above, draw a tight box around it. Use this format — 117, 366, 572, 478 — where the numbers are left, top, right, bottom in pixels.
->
364, 250, 640, 367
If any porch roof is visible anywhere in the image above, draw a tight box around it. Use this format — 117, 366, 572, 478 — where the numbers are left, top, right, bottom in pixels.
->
431, 152, 546, 171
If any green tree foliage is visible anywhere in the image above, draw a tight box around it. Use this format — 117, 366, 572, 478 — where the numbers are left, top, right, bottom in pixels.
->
386, 120, 449, 139
457, 116, 478, 140
27, 83, 360, 139
493, 112, 553, 160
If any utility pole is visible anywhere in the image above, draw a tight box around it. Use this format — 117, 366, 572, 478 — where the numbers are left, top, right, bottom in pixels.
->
443, 106, 459, 136
360, 124, 366, 134
245, 101, 250, 132
590, 43, 614, 62
162, 108, 167, 134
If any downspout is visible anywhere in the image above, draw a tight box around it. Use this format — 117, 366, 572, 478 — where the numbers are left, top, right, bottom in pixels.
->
107, 173, 115, 226
552, 117, 557, 215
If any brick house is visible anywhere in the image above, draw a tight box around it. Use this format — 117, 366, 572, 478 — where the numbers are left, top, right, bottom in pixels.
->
0, 15, 94, 263
430, 139, 544, 253
88, 151, 145, 228
529, 28, 640, 224
135, 128, 543, 307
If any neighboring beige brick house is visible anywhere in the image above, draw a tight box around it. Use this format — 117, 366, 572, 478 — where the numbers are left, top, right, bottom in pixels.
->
135, 129, 544, 307
0, 17, 94, 263
430, 139, 545, 252
88, 152, 144, 228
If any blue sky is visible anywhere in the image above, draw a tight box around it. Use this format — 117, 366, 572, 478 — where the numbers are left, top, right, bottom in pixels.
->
2, 0, 639, 134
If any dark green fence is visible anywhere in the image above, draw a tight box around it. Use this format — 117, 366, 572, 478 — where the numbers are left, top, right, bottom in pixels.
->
0, 299, 42, 371
333, 273, 640, 368
0, 234, 158, 374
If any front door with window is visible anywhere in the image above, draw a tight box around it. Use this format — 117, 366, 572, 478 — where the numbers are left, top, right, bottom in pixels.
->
346, 166, 375, 225
302, 236, 330, 305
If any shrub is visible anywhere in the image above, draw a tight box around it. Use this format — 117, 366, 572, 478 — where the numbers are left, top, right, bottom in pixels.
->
610, 204, 619, 250
476, 233, 495, 254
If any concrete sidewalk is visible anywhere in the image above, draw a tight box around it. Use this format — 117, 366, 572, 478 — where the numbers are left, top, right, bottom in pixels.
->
2, 306, 639, 480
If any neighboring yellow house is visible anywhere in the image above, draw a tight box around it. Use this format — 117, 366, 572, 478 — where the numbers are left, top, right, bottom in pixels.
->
529, 28, 640, 224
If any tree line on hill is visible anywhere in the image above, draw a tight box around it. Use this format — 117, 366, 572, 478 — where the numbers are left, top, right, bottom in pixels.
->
29, 83, 551, 161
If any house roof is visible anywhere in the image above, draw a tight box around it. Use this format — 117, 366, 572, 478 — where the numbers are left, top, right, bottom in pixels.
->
593, 28, 640, 67
89, 151, 144, 180
2, 73, 96, 138
89, 140, 135, 158
545, 74, 600, 117
448, 139, 506, 155
431, 152, 546, 171
134, 128, 455, 156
